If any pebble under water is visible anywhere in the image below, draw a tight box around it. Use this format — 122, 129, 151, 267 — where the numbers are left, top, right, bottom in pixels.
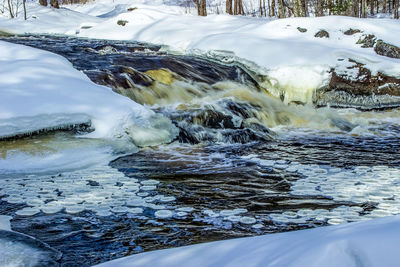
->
0, 35, 400, 266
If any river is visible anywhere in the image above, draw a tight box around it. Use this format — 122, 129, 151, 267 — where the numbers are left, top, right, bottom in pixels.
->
0, 35, 400, 266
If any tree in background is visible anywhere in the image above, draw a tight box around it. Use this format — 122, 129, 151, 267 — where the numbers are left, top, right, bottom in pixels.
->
226, 0, 233, 14
50, 0, 59, 8
193, 0, 207, 15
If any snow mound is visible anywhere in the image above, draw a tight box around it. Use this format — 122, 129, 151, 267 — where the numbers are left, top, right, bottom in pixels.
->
0, 40, 177, 146
96, 215, 400, 267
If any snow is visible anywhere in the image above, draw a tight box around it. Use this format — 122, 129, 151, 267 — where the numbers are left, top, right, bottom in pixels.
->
95, 215, 400, 267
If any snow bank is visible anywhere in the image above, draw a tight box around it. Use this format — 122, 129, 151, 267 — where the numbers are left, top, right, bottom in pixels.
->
0, 40, 177, 145
96, 215, 400, 267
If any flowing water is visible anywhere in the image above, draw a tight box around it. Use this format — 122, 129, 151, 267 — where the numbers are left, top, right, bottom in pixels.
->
0, 35, 400, 266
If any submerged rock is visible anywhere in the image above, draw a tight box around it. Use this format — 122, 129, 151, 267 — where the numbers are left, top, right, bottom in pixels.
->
374, 40, 400, 59
315, 60, 400, 109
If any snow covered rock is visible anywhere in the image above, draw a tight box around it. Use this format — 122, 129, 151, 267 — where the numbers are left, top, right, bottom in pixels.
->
316, 59, 400, 109
374, 40, 400, 59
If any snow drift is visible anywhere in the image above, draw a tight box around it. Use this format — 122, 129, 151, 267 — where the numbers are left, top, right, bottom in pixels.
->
96, 215, 400, 267
0, 40, 177, 146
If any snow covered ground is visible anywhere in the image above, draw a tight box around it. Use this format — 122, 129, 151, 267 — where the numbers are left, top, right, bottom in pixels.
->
96, 215, 400, 267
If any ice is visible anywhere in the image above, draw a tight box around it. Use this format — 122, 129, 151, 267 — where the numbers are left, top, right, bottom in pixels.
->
140, 185, 157, 191
239, 217, 257, 225
41, 204, 63, 215
15, 207, 41, 216
141, 180, 160, 186
0, 216, 11, 231
127, 208, 143, 214
126, 198, 146, 207
252, 224, 264, 229
65, 205, 85, 214
160, 196, 176, 202
154, 210, 173, 219
0, 113, 91, 140
0, 230, 61, 267
176, 207, 194, 212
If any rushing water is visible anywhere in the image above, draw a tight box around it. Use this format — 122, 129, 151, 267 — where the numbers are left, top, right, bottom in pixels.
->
0, 35, 400, 266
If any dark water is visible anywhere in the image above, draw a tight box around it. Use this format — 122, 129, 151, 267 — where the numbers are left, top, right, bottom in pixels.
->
1, 35, 400, 266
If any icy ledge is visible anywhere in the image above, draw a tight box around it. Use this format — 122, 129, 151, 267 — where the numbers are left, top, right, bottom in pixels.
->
0, 41, 177, 146
96, 215, 400, 267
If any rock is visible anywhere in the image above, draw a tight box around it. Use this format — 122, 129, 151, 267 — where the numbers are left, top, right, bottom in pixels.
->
87, 180, 100, 186
0, 30, 15, 37
374, 40, 400, 59
145, 69, 174, 85
344, 28, 361, 35
356, 34, 376, 48
314, 30, 329, 38
192, 109, 236, 129
117, 20, 128, 26
315, 59, 400, 110
297, 27, 307, 33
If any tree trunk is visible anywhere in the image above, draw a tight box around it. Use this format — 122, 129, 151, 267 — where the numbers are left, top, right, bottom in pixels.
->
39, 0, 47, 6
293, 0, 301, 16
226, 0, 233, 14
361, 0, 367, 17
238, 0, 244, 14
278, 0, 285, 17
316, 0, 324, 16
394, 0, 399, 18
383, 0, 386, 12
7, 0, 14, 18
370, 0, 374, 14
263, 0, 267, 16
50, 0, 59, 8
23, 0, 27, 20
199, 0, 206, 16
302, 0, 308, 16
271, 0, 276, 16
